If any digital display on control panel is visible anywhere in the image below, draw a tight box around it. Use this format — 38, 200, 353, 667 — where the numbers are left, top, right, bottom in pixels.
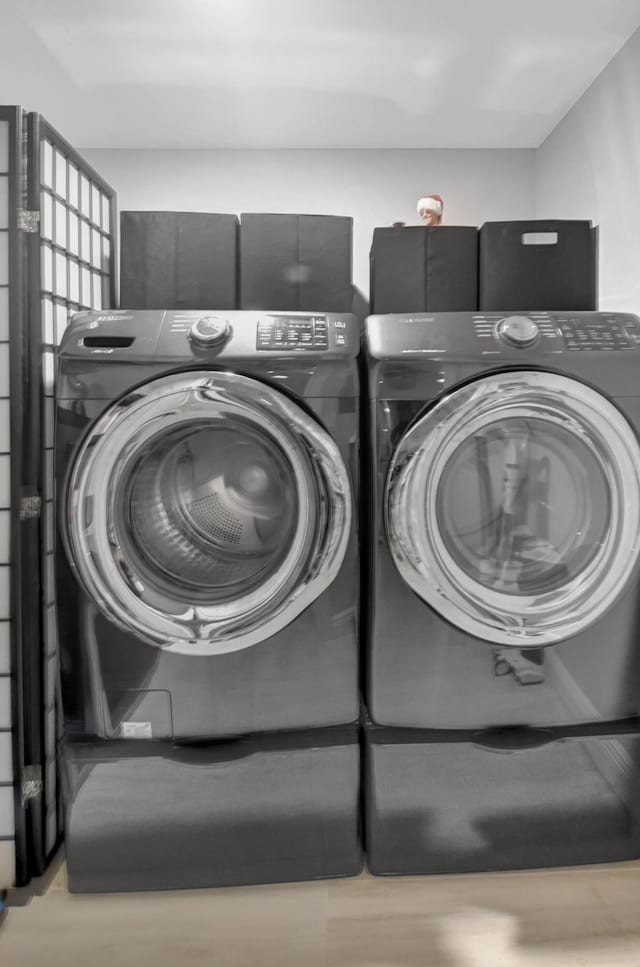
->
256, 315, 329, 351
557, 317, 634, 351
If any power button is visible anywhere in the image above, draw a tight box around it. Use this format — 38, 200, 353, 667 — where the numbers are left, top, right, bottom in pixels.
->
189, 316, 230, 349
496, 315, 539, 348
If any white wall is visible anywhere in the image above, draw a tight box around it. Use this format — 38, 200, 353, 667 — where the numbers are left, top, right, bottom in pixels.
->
82, 148, 536, 299
536, 26, 640, 313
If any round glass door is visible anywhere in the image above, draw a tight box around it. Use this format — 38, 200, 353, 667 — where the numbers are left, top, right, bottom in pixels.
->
386, 371, 640, 646
64, 371, 352, 655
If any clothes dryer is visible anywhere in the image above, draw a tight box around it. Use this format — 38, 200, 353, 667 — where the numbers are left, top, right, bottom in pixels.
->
363, 311, 640, 874
365, 311, 640, 730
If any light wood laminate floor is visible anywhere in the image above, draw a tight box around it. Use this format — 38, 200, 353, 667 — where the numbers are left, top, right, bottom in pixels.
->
3, 861, 640, 966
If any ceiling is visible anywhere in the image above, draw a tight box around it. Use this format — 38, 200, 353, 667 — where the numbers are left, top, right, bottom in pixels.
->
2, 0, 640, 149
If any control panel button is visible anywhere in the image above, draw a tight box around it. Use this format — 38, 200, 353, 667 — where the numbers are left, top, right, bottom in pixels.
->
496, 315, 539, 348
189, 316, 230, 348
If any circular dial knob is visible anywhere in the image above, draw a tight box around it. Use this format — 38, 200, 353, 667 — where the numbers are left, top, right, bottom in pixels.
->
189, 316, 230, 348
496, 315, 539, 348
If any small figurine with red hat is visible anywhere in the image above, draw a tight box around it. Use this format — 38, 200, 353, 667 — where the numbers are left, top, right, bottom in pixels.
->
417, 194, 444, 226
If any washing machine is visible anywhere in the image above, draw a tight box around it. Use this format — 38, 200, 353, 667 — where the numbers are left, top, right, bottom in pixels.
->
55, 309, 360, 742
364, 310, 640, 874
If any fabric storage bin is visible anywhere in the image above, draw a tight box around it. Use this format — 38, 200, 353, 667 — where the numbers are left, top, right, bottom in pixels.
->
479, 220, 597, 311
369, 226, 478, 313
63, 727, 362, 893
120, 211, 239, 310
365, 724, 640, 875
240, 213, 353, 312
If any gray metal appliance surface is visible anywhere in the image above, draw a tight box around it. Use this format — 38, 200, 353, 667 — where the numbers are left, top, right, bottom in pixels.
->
365, 311, 640, 729
364, 718, 640, 875
56, 309, 359, 741
63, 726, 361, 892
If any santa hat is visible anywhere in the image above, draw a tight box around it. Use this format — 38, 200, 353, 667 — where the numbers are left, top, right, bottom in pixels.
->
417, 194, 443, 215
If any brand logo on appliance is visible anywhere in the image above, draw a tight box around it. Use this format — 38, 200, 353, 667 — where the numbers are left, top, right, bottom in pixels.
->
398, 317, 435, 324
96, 314, 134, 322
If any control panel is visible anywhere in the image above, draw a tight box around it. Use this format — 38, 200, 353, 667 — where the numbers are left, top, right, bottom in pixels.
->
60, 310, 359, 361
256, 314, 330, 351
473, 312, 640, 351
366, 312, 640, 362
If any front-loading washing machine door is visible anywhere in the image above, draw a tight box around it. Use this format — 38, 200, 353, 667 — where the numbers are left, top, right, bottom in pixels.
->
64, 371, 352, 655
386, 370, 640, 647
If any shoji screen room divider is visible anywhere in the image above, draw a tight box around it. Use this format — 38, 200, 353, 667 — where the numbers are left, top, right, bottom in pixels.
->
0, 106, 116, 889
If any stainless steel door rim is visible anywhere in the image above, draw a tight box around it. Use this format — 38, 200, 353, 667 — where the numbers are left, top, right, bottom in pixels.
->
386, 371, 640, 646
64, 371, 352, 655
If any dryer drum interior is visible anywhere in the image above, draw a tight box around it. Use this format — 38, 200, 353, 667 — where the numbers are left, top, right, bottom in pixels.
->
120, 420, 301, 601
435, 415, 609, 596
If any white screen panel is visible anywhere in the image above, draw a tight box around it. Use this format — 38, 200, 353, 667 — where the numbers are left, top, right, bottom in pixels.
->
81, 266, 91, 306
41, 192, 53, 242
0, 344, 9, 396
80, 174, 90, 217
0, 400, 9, 452
43, 349, 55, 395
0, 287, 8, 341
0, 510, 10, 564
0, 623, 9, 674
0, 455, 10, 507
91, 184, 100, 224
42, 298, 54, 345
101, 193, 110, 231
0, 122, 8, 172
68, 162, 79, 209
68, 210, 79, 256
0, 842, 15, 889
91, 228, 101, 269
55, 302, 67, 344
0, 731, 12, 782
0, 786, 14, 838
92, 272, 102, 310
0, 233, 8, 287
54, 200, 67, 248
41, 140, 53, 189
69, 260, 79, 304
0, 568, 8, 619
0, 176, 8, 230
54, 252, 67, 299
0, 677, 10, 728
54, 151, 66, 198
80, 219, 90, 262
42, 245, 53, 293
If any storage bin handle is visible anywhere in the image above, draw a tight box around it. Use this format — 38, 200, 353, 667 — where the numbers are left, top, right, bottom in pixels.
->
521, 232, 558, 246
